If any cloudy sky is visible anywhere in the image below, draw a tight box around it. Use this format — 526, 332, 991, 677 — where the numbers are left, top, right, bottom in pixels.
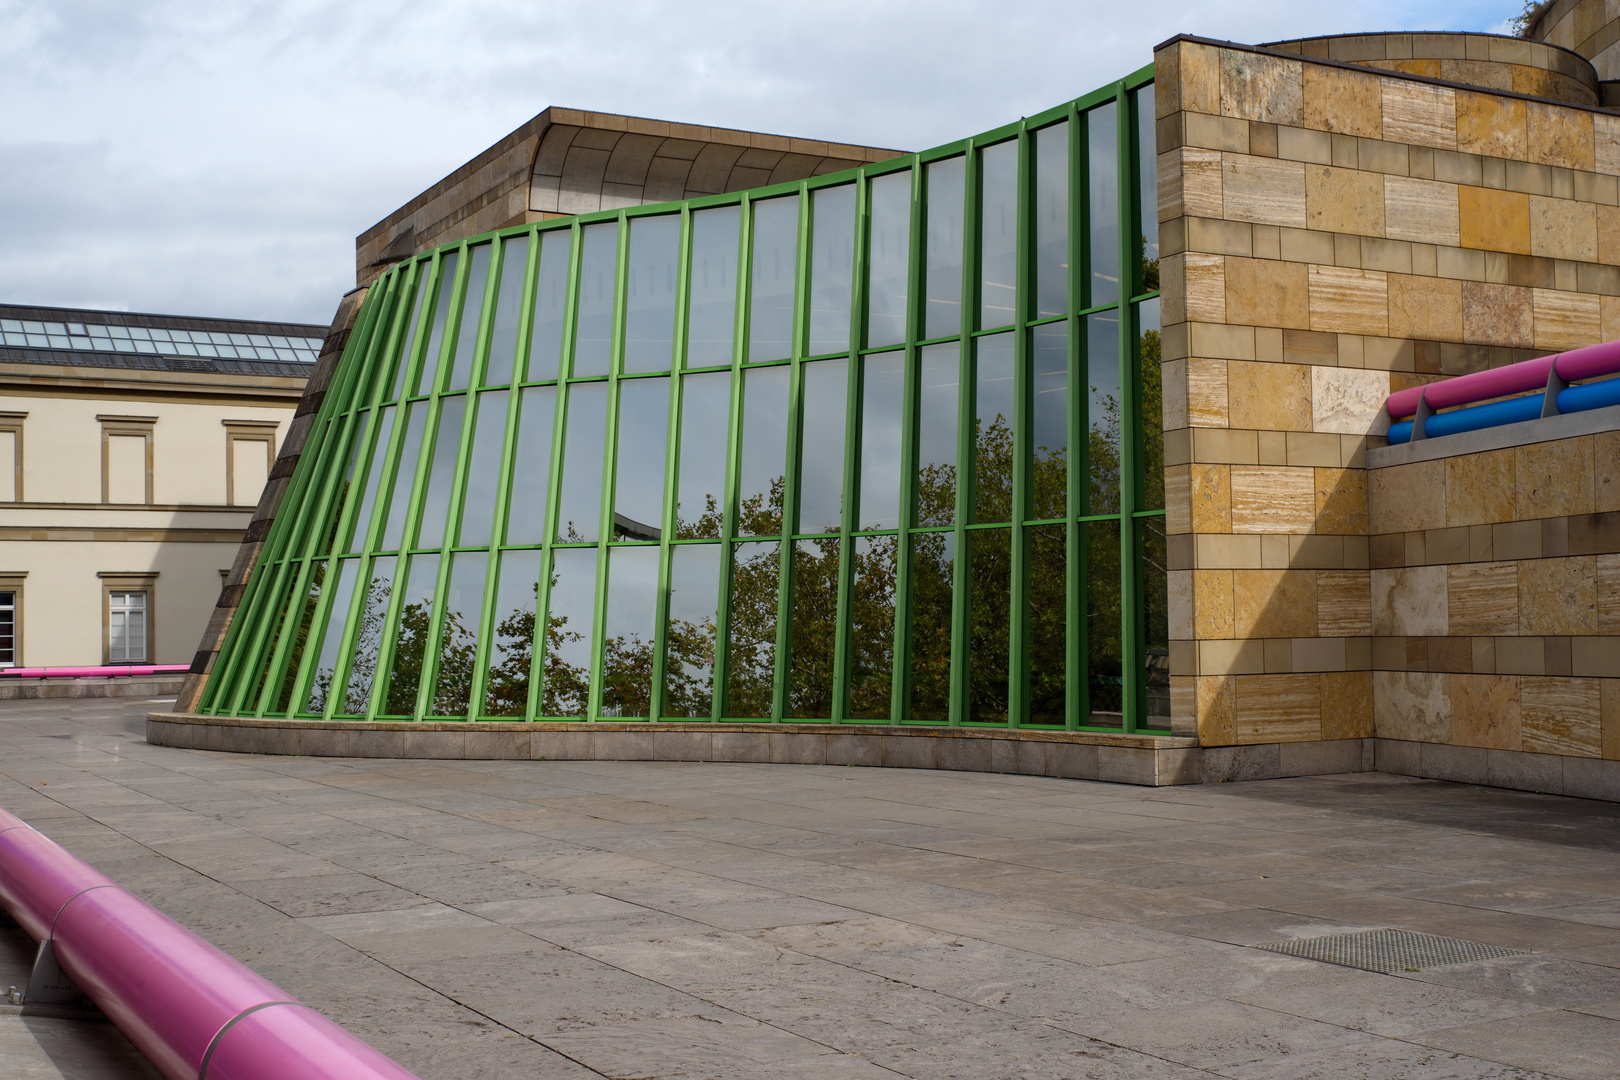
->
1, 0, 1526, 327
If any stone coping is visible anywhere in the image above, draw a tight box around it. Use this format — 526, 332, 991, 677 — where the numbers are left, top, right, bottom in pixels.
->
1366, 403, 1620, 466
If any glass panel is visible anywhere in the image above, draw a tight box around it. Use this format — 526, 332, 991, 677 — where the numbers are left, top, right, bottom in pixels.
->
866, 170, 911, 349
623, 215, 680, 374
414, 251, 458, 395
748, 196, 798, 362
797, 358, 847, 535
915, 342, 959, 527
808, 186, 855, 356
447, 243, 491, 391
542, 548, 597, 716
1035, 121, 1069, 320
849, 534, 897, 719
382, 553, 439, 715
1137, 516, 1169, 729
973, 332, 1014, 524
601, 546, 659, 717
430, 552, 486, 716
675, 371, 730, 539
664, 544, 721, 718
979, 140, 1017, 330
414, 395, 467, 548
572, 223, 617, 377
345, 405, 396, 552
289, 561, 343, 713
613, 377, 669, 540
390, 269, 430, 400
1031, 321, 1068, 520
1138, 298, 1163, 511
1086, 518, 1122, 725
504, 387, 555, 545
380, 403, 428, 550
924, 157, 965, 340
484, 236, 528, 386
1087, 311, 1121, 515
341, 556, 396, 713
556, 383, 608, 542
1136, 85, 1159, 293
483, 549, 541, 716
725, 541, 779, 718
528, 230, 572, 381
1028, 524, 1066, 725
457, 391, 508, 548
907, 531, 954, 722
857, 351, 903, 531
967, 527, 1011, 722
736, 365, 789, 536
244, 571, 301, 711
788, 537, 839, 718
686, 206, 740, 368
1088, 103, 1120, 308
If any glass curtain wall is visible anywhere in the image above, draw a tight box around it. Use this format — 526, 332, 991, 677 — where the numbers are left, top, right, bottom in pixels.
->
201, 67, 1166, 731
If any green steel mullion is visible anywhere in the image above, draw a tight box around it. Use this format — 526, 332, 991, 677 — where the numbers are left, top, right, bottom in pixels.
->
711, 194, 752, 719
220, 555, 294, 715
245, 560, 310, 716
1072, 101, 1093, 730
1009, 121, 1032, 728
395, 252, 445, 404
1114, 80, 1141, 733
829, 175, 867, 723
427, 244, 472, 396
948, 140, 980, 727
891, 161, 924, 724
770, 186, 811, 722
466, 239, 503, 390
650, 208, 691, 719
413, 488, 461, 719
585, 215, 631, 721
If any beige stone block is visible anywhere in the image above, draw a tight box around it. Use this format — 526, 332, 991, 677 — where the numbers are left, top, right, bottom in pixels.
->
1446, 562, 1519, 635
1451, 673, 1521, 750
1388, 274, 1462, 341
1187, 112, 1250, 154
1174, 42, 1219, 116
1220, 50, 1304, 125
1278, 226, 1337, 265
1455, 91, 1527, 160
1196, 675, 1237, 744
1227, 360, 1311, 431
1317, 569, 1372, 636
1516, 438, 1595, 519
1462, 281, 1534, 348
1305, 165, 1386, 237
1458, 186, 1531, 256
1201, 636, 1265, 673
1322, 670, 1376, 739
1528, 197, 1598, 263
1162, 358, 1189, 432
1222, 154, 1307, 227
1233, 568, 1318, 638
1315, 467, 1367, 535
1522, 676, 1602, 756
1165, 465, 1192, 534
1303, 64, 1381, 138
1177, 147, 1225, 220
1235, 673, 1322, 743
1369, 458, 1446, 534
1603, 679, 1620, 760
1230, 465, 1316, 533
1160, 252, 1189, 325
1598, 553, 1620, 634
1223, 256, 1309, 330
1526, 102, 1596, 171
1532, 289, 1602, 352
1384, 176, 1460, 247
1193, 426, 1259, 463
1440, 450, 1513, 532
1520, 556, 1598, 635
1186, 357, 1229, 426
1372, 565, 1448, 636
1187, 216, 1254, 256
1381, 80, 1457, 150
1594, 111, 1620, 177
1308, 265, 1389, 335
1311, 366, 1394, 436
1597, 431, 1620, 514
1604, 297, 1620, 352
1375, 670, 1452, 742
1168, 569, 1194, 641
1287, 431, 1343, 467
1190, 322, 1257, 360
1194, 568, 1234, 638
1189, 463, 1231, 532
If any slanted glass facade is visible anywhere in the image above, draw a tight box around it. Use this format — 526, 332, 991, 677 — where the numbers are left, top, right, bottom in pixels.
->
200, 65, 1167, 730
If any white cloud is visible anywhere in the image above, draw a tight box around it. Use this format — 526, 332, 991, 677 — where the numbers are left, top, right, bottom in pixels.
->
0, 0, 1525, 324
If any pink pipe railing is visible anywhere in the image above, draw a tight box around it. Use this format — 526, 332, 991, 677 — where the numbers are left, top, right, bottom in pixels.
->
0, 809, 421, 1080
0, 665, 192, 679
1387, 338, 1620, 418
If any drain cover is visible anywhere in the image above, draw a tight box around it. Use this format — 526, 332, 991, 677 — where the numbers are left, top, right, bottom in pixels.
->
1254, 928, 1529, 973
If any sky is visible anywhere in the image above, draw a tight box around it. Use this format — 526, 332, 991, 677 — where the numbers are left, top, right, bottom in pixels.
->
0, 0, 1528, 327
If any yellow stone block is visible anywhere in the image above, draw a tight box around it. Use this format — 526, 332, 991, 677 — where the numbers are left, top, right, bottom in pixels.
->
1389, 274, 1463, 341
1196, 675, 1237, 745
1164, 465, 1191, 534
1381, 79, 1457, 151
1532, 289, 1601, 352
1516, 437, 1595, 519
1227, 360, 1312, 431
1187, 357, 1230, 427
1321, 671, 1374, 740
1317, 570, 1371, 637
1462, 281, 1534, 349
1303, 64, 1381, 138
1222, 155, 1307, 228
1308, 265, 1390, 336
1446, 447, 1514, 526
1529, 197, 1598, 262
1305, 165, 1386, 237
1596, 431, 1620, 514
1234, 673, 1322, 743
1179, 42, 1221, 117
1446, 562, 1519, 636
1599, 205, 1620, 268
1521, 676, 1602, 756
1233, 568, 1318, 639
1231, 465, 1316, 533
1189, 463, 1231, 532
1314, 467, 1367, 535
1451, 673, 1521, 750
1526, 101, 1595, 171
1224, 256, 1309, 330
1458, 186, 1531, 255
1384, 176, 1460, 247
1519, 556, 1598, 635
1455, 91, 1527, 159
1219, 50, 1303, 125
1184, 251, 1227, 323
1368, 458, 1446, 534
1194, 568, 1234, 638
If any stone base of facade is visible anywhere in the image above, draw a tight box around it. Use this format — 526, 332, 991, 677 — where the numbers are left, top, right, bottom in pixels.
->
1373, 738, 1620, 802
0, 676, 186, 701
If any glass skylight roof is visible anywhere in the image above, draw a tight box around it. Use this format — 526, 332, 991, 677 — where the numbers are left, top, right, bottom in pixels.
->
0, 319, 323, 364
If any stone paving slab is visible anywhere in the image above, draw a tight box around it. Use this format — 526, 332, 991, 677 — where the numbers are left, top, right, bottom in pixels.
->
2, 698, 1620, 1078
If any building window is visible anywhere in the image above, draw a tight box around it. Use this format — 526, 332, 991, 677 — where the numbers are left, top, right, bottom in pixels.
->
100, 572, 157, 665
223, 420, 278, 506
0, 412, 25, 502
0, 581, 21, 667
99, 415, 156, 504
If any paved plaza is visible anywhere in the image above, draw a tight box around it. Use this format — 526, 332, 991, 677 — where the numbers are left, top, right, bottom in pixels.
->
2, 700, 1620, 1079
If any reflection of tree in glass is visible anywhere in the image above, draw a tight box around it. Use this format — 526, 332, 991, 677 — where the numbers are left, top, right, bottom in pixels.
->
270, 565, 320, 712
974, 415, 1013, 523
431, 610, 478, 716
339, 573, 391, 714
1138, 327, 1162, 510
1089, 389, 1122, 516
600, 632, 654, 717
908, 531, 953, 721
675, 494, 723, 540
1028, 524, 1066, 724
540, 572, 591, 716
1087, 521, 1123, 715
789, 537, 839, 718
662, 607, 718, 717
483, 586, 536, 716
726, 538, 780, 718
968, 528, 1011, 721
385, 600, 432, 715
1140, 236, 1159, 293
848, 535, 897, 719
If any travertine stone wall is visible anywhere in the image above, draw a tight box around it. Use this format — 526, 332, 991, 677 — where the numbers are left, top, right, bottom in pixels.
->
1368, 431, 1620, 764
1154, 35, 1620, 750
1528, 0, 1620, 82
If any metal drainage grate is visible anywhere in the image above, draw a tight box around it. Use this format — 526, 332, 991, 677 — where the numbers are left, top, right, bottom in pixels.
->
1254, 928, 1529, 973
